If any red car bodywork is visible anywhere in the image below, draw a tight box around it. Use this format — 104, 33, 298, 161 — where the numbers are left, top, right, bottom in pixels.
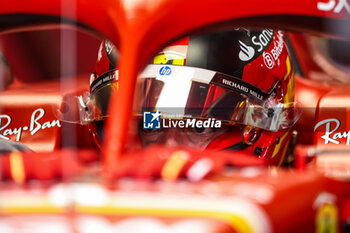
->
0, 0, 349, 232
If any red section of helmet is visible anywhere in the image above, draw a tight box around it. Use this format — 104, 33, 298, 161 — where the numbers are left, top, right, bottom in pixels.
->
242, 31, 291, 93
91, 42, 114, 86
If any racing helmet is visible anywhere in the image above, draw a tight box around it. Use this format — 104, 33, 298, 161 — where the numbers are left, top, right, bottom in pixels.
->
85, 28, 301, 165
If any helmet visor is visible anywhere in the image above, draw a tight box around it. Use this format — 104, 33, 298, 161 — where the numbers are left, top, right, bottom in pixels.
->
87, 65, 301, 131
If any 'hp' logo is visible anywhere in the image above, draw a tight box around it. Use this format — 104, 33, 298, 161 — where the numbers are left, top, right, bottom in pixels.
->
159, 66, 172, 75
143, 110, 161, 129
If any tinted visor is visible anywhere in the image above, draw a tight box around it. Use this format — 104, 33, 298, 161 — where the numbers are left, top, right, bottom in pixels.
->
88, 65, 301, 131
87, 70, 119, 121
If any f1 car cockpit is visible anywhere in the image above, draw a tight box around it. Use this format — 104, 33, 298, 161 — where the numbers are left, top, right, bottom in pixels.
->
0, 0, 349, 232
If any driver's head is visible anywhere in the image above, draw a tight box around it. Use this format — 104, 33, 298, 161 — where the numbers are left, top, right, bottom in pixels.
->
86, 28, 301, 165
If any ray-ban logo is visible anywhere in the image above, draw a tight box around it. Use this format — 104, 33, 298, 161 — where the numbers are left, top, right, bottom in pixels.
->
314, 118, 350, 145
0, 108, 61, 142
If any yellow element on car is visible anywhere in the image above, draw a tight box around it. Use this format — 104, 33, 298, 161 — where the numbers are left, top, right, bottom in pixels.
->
9, 152, 25, 184
284, 56, 295, 103
316, 203, 338, 233
161, 150, 189, 180
153, 53, 185, 66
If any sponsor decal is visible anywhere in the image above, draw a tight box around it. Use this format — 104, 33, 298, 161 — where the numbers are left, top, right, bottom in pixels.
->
318, 0, 350, 14
222, 78, 249, 93
238, 29, 274, 62
90, 71, 118, 93
263, 53, 275, 69
271, 31, 284, 60
314, 118, 350, 145
314, 193, 338, 233
143, 111, 221, 129
104, 40, 115, 55
238, 40, 255, 61
263, 31, 284, 69
220, 78, 266, 100
0, 108, 61, 142
252, 29, 274, 52
159, 66, 172, 75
